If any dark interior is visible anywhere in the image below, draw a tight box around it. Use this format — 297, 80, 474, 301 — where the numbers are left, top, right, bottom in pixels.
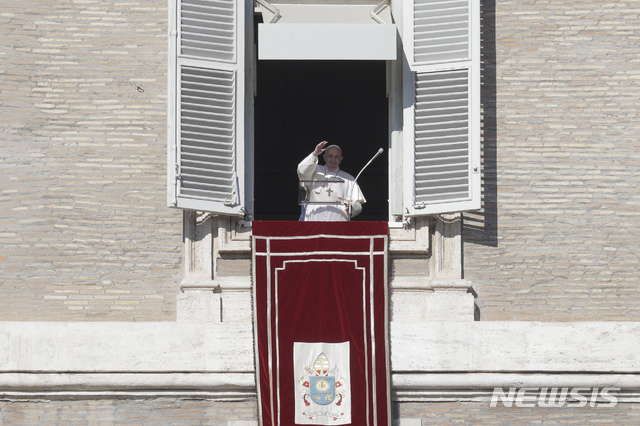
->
254, 60, 389, 221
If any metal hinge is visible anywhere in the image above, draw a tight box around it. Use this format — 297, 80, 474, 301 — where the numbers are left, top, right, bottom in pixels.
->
370, 0, 390, 24
255, 0, 281, 23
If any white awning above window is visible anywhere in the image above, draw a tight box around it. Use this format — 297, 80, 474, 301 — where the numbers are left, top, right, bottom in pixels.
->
259, 23, 396, 60
256, 1, 396, 60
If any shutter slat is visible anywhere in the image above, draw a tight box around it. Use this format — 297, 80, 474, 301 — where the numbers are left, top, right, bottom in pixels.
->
182, 119, 235, 130
181, 102, 234, 114
181, 156, 232, 166
181, 136, 234, 148
416, 140, 468, 150
181, 167, 233, 178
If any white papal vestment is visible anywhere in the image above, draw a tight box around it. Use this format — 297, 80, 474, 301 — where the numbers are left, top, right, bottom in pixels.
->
297, 153, 365, 222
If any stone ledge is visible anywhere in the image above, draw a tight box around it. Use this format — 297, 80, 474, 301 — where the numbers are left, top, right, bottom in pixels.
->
392, 372, 640, 392
391, 322, 640, 372
0, 372, 256, 400
2, 321, 639, 393
3, 372, 639, 402
0, 322, 254, 372
215, 216, 431, 254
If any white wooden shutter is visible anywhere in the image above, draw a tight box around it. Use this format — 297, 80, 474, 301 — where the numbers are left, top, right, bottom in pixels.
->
168, 0, 250, 215
402, 0, 480, 216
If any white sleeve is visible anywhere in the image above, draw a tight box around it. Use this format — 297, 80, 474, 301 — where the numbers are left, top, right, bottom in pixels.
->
349, 201, 363, 218
350, 182, 366, 204
347, 180, 364, 219
297, 153, 318, 183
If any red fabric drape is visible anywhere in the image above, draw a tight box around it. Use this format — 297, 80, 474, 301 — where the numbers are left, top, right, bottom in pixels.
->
253, 221, 390, 426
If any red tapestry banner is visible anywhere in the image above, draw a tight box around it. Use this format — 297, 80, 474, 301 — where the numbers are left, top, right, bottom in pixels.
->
252, 221, 391, 426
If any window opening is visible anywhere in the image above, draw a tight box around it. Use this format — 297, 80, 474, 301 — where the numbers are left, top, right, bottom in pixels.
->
254, 60, 389, 221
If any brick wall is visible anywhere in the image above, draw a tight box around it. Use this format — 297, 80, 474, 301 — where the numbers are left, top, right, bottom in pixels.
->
464, 0, 640, 320
2, 0, 639, 323
0, 0, 182, 321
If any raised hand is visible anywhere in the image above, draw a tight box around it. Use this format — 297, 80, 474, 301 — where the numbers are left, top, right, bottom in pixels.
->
312, 140, 329, 156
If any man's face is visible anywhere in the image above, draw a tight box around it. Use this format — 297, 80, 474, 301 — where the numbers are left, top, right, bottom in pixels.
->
323, 147, 343, 171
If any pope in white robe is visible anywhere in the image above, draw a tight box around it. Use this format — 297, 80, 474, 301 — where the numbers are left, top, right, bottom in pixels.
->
297, 141, 365, 222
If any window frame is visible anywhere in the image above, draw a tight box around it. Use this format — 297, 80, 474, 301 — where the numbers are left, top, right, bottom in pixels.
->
167, 0, 252, 216
167, 0, 481, 221
401, 0, 481, 217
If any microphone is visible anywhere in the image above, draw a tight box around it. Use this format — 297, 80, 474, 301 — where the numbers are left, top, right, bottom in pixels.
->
348, 148, 384, 221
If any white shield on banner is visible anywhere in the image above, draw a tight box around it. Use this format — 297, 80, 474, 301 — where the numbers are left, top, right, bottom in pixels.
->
293, 342, 351, 425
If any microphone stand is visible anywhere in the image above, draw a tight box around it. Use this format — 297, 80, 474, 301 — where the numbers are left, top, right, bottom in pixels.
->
348, 148, 384, 221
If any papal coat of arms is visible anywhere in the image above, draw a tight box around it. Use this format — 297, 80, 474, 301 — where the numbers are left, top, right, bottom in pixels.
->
294, 345, 351, 425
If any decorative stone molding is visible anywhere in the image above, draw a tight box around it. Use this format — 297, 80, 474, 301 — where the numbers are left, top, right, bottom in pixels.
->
3, 371, 637, 403
388, 216, 430, 253
3, 321, 639, 401
214, 216, 252, 293
0, 372, 256, 400
393, 373, 640, 403
180, 210, 216, 290
178, 213, 252, 322
217, 215, 252, 254
216, 214, 430, 254
179, 213, 472, 322
433, 213, 462, 279
427, 213, 475, 321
